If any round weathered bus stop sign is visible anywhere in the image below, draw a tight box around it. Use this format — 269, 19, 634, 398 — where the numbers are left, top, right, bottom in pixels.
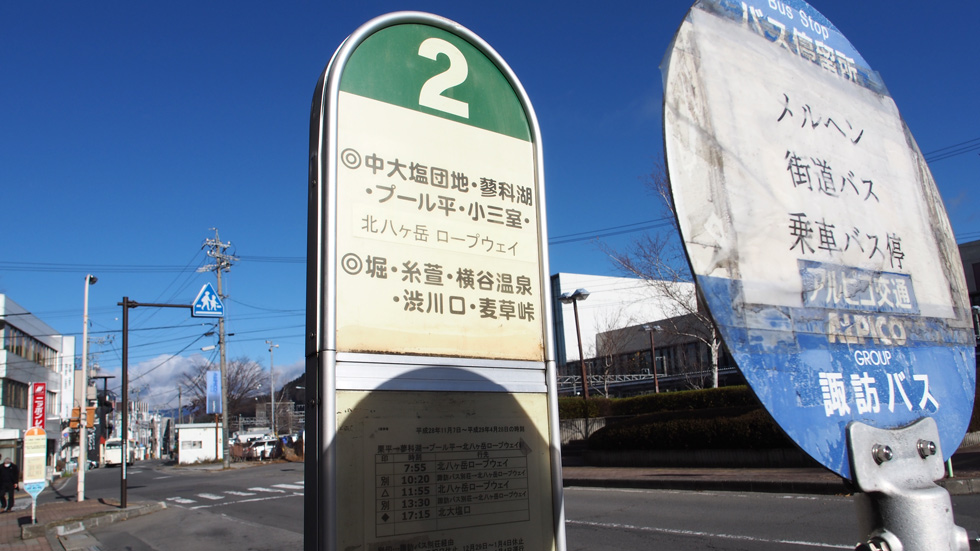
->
662, 0, 975, 480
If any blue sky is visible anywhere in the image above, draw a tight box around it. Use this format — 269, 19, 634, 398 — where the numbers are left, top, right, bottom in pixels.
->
2, 1, 977, 409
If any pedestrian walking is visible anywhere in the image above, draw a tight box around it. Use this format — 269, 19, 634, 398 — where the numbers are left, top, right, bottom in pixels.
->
0, 456, 19, 512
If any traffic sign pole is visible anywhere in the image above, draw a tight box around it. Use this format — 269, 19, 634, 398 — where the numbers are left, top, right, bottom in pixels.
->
118, 298, 192, 508
308, 11, 563, 551
848, 418, 970, 551
23, 427, 46, 524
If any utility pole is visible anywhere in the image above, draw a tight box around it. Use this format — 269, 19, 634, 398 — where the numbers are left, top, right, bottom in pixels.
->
266, 340, 278, 436
77, 274, 97, 502
200, 228, 237, 468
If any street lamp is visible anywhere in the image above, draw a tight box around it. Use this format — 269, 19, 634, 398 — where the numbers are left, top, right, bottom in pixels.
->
77, 274, 97, 502
642, 324, 663, 393
266, 340, 278, 436
559, 289, 590, 399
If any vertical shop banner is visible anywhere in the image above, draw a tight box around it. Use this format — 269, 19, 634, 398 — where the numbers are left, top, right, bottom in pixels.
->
662, 0, 974, 480
309, 12, 562, 551
205, 371, 222, 414
29, 382, 45, 429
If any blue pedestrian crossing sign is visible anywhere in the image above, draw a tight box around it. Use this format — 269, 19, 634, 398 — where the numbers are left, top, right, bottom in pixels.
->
24, 481, 45, 500
192, 282, 224, 318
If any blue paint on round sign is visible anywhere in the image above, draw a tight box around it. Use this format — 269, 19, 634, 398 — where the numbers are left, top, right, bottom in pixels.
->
699, 275, 975, 479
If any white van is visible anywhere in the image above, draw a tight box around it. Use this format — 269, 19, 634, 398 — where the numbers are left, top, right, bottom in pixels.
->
104, 439, 135, 467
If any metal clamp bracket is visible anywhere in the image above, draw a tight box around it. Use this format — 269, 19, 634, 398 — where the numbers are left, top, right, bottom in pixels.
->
848, 417, 970, 551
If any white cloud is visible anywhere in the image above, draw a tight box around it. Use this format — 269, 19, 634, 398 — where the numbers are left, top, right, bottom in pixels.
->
275, 359, 305, 390
92, 353, 209, 410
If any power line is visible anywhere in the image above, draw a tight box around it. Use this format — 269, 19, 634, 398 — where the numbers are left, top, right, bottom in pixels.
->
923, 136, 980, 164
237, 255, 303, 264
128, 332, 211, 386
0, 261, 196, 273
226, 297, 303, 314
957, 231, 980, 243
550, 217, 674, 241
550, 219, 675, 245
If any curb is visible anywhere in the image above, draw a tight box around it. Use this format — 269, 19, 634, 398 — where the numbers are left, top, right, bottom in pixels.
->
563, 477, 853, 495
21, 501, 167, 540
939, 478, 980, 496
563, 476, 980, 496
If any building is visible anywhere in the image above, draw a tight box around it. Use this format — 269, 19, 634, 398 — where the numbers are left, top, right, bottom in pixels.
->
551, 273, 694, 367
551, 273, 737, 396
960, 240, 980, 309
0, 295, 73, 467
959, 240, 980, 356
552, 238, 980, 397
175, 423, 223, 464
594, 313, 741, 395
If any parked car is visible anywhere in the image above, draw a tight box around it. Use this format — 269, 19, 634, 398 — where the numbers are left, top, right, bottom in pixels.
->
104, 438, 136, 466
244, 437, 278, 460
67, 458, 98, 471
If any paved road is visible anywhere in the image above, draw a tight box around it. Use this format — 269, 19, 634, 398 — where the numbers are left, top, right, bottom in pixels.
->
563, 486, 980, 551
565, 486, 857, 550
49, 460, 980, 551
54, 460, 305, 551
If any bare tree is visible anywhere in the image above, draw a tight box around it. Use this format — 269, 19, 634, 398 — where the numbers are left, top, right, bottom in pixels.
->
180, 356, 266, 421
593, 306, 640, 395
603, 161, 723, 388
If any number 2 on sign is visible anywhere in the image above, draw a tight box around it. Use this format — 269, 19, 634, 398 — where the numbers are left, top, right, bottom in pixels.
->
418, 37, 469, 119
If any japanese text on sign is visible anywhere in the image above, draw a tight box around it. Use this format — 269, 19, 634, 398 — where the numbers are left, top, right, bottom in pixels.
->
342, 253, 537, 322
30, 383, 45, 429
336, 89, 543, 360
819, 370, 938, 418
711, 1, 882, 93
375, 437, 531, 538
800, 260, 918, 314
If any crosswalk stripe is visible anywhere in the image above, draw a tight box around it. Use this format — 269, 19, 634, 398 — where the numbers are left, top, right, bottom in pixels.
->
190, 492, 299, 510
225, 490, 256, 496
167, 497, 196, 504
272, 483, 304, 490
198, 493, 225, 500
248, 487, 285, 493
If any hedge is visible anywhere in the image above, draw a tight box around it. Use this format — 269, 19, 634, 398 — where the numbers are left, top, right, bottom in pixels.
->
587, 407, 793, 451
558, 385, 757, 420
560, 378, 980, 452
558, 386, 793, 451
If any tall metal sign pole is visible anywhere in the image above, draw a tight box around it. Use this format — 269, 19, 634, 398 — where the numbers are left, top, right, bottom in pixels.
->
308, 12, 564, 551
119, 297, 196, 507
662, 1, 975, 550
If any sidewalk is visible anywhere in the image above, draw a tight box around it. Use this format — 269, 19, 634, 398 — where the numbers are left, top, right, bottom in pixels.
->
562, 447, 980, 496
562, 464, 851, 495
0, 459, 269, 549
0, 496, 163, 551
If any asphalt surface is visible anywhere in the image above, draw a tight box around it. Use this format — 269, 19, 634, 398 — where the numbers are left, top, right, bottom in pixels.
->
4, 448, 980, 550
